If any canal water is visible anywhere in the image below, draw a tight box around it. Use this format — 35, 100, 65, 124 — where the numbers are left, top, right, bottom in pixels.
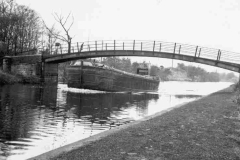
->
0, 82, 233, 160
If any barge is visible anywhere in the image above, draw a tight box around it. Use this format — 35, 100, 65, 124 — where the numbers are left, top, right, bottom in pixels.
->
67, 61, 160, 92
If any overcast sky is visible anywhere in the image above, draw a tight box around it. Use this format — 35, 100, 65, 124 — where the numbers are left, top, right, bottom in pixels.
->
16, 0, 240, 73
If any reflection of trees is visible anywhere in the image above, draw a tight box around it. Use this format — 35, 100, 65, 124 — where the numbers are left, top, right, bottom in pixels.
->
0, 85, 57, 141
0, 85, 58, 158
66, 92, 159, 125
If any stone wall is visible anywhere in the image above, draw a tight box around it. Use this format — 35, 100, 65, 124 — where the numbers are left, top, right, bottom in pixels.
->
10, 55, 42, 64
4, 55, 42, 76
1, 55, 59, 84
11, 63, 42, 76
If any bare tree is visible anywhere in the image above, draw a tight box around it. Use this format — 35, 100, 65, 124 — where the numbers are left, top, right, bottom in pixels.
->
51, 12, 74, 54
43, 22, 61, 54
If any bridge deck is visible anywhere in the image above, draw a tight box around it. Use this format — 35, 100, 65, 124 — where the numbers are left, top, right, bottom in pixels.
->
43, 40, 240, 72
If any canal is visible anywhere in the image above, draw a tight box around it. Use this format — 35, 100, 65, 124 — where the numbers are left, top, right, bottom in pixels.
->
0, 82, 233, 160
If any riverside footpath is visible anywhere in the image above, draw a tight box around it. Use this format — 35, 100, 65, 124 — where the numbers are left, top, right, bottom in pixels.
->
31, 85, 240, 160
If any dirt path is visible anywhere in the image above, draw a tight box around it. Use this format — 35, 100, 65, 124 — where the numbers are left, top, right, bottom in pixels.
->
33, 85, 240, 160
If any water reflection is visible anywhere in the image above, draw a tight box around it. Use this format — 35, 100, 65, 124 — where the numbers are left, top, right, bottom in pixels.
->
174, 95, 202, 98
0, 82, 232, 160
0, 85, 160, 160
66, 92, 159, 127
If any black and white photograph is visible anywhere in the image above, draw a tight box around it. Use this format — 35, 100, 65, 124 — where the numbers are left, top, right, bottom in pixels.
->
0, 0, 240, 159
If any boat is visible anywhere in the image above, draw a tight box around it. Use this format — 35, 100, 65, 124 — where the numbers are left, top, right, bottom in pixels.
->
67, 60, 160, 92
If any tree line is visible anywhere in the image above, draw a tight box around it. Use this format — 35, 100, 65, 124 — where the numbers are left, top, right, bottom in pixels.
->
0, 0, 74, 57
99, 57, 237, 82
0, 0, 43, 56
175, 63, 237, 82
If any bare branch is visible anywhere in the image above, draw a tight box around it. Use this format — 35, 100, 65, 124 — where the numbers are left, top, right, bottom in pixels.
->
67, 15, 74, 32
51, 12, 74, 53
63, 12, 71, 26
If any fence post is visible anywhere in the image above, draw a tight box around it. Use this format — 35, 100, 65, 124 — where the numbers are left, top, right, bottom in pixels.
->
95, 41, 97, 51
114, 40, 115, 51
153, 41, 155, 53
102, 41, 103, 50
133, 40, 135, 52
141, 42, 142, 51
123, 42, 124, 50
60, 45, 62, 55
219, 50, 221, 60
217, 49, 221, 61
198, 48, 201, 57
159, 43, 161, 52
77, 42, 79, 52
106, 43, 107, 50
194, 46, 198, 57
178, 45, 181, 54
88, 45, 90, 51
173, 43, 176, 53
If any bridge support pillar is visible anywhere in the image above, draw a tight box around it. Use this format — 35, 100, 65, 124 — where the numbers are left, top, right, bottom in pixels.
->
42, 63, 58, 84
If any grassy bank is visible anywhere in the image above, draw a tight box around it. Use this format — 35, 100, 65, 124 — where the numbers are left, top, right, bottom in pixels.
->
0, 70, 40, 85
31, 84, 240, 160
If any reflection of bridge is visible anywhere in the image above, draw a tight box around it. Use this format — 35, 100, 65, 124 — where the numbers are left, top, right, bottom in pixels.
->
44, 40, 240, 72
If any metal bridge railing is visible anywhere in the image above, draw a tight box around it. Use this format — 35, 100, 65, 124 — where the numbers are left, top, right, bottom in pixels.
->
43, 40, 240, 64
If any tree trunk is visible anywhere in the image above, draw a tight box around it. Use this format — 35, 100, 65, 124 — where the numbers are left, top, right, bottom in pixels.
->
68, 41, 71, 54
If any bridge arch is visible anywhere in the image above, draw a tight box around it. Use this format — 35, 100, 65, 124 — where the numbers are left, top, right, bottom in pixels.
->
43, 40, 240, 72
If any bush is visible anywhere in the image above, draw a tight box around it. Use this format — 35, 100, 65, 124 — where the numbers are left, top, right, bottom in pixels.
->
0, 70, 21, 85
0, 70, 40, 85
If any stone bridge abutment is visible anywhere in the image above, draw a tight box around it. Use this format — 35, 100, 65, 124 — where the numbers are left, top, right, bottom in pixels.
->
1, 54, 58, 84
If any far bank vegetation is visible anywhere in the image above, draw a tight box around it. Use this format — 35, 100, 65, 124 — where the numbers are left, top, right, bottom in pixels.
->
64, 57, 236, 83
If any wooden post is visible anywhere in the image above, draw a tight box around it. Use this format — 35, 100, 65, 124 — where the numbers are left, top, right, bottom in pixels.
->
106, 43, 107, 50
102, 41, 103, 50
178, 45, 181, 54
123, 42, 124, 50
159, 43, 161, 52
141, 42, 142, 51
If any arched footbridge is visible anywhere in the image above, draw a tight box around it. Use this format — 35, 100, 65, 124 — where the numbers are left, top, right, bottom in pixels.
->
44, 40, 240, 72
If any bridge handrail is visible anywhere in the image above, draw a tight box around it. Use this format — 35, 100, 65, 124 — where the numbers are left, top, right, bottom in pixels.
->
40, 40, 240, 64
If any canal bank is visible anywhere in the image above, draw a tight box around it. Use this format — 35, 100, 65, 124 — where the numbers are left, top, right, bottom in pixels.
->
30, 84, 240, 160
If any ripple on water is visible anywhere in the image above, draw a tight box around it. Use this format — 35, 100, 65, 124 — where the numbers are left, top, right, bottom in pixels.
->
0, 82, 232, 159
